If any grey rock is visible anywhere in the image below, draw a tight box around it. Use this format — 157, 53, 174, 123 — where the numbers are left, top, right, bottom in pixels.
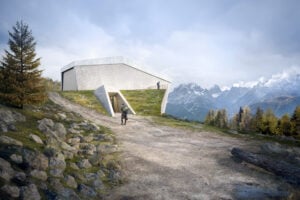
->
1, 184, 20, 198
97, 170, 106, 178
97, 144, 118, 154
0, 109, 25, 124
10, 153, 23, 164
0, 121, 8, 132
67, 137, 81, 146
29, 134, 43, 144
93, 179, 105, 190
49, 153, 66, 177
69, 162, 79, 170
77, 159, 92, 169
84, 173, 99, 181
8, 124, 17, 131
48, 178, 63, 193
89, 153, 103, 166
70, 123, 80, 129
12, 172, 27, 186
62, 150, 74, 160
68, 128, 82, 134
64, 175, 77, 189
79, 122, 99, 131
60, 141, 77, 152
58, 188, 81, 200
79, 143, 96, 156
57, 112, 67, 120
0, 135, 23, 146
82, 135, 94, 142
22, 150, 48, 170
0, 157, 14, 181
78, 184, 96, 197
38, 118, 54, 132
54, 123, 66, 139
30, 170, 48, 181
20, 184, 41, 200
234, 183, 290, 200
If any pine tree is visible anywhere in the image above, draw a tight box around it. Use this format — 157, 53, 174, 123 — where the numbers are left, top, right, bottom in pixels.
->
239, 106, 252, 132
0, 21, 46, 108
291, 106, 300, 136
204, 109, 215, 125
250, 107, 264, 133
262, 109, 278, 135
277, 114, 292, 136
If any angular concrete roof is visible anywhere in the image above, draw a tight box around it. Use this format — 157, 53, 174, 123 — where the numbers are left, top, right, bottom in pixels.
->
61, 56, 171, 83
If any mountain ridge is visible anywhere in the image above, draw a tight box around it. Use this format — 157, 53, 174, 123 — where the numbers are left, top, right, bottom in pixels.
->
166, 69, 300, 121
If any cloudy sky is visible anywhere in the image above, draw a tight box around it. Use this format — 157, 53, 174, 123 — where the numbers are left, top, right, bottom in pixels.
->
1, 0, 300, 88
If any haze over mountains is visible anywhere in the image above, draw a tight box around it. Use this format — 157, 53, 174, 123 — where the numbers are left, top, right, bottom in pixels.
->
166, 69, 300, 121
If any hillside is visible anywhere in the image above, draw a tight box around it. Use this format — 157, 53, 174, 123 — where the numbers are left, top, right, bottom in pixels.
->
121, 89, 166, 116
0, 100, 121, 199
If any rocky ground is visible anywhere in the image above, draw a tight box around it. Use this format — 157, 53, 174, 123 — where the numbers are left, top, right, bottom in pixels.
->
1, 93, 299, 200
0, 101, 121, 199
49, 92, 300, 200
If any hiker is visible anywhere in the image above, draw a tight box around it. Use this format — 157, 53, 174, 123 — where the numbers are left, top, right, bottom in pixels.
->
157, 81, 160, 90
121, 103, 129, 125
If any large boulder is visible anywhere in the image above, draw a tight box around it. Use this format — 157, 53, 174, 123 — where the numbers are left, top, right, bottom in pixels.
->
64, 175, 77, 189
49, 153, 66, 177
22, 149, 48, 170
54, 123, 67, 139
0, 135, 23, 146
20, 184, 41, 200
77, 159, 92, 169
0, 109, 25, 132
78, 184, 97, 197
0, 184, 20, 198
29, 134, 43, 144
30, 169, 48, 181
0, 157, 15, 181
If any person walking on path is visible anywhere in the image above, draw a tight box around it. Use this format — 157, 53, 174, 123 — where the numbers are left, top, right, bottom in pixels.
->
157, 81, 160, 90
121, 103, 129, 125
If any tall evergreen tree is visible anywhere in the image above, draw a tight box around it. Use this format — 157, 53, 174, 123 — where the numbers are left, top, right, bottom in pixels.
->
277, 114, 292, 136
238, 106, 252, 132
262, 109, 278, 135
291, 106, 300, 136
0, 21, 46, 108
250, 107, 264, 133
204, 109, 215, 125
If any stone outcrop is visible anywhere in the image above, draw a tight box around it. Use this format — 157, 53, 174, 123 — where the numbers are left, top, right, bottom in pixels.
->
0, 109, 26, 132
0, 105, 121, 200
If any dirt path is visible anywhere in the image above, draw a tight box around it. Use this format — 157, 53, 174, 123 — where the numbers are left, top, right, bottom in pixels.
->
49, 92, 293, 200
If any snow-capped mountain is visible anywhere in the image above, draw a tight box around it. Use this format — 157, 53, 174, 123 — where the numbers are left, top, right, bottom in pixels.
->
166, 69, 300, 121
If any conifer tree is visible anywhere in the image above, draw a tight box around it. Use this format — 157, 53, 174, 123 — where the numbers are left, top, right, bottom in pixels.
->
291, 106, 300, 136
250, 107, 264, 133
262, 109, 278, 135
0, 21, 46, 108
277, 114, 292, 136
238, 106, 252, 131
204, 109, 215, 125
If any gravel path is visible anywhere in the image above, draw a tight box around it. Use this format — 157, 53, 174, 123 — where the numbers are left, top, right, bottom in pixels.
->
49, 92, 293, 200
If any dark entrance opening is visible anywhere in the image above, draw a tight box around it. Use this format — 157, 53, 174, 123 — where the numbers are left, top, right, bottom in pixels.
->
109, 93, 120, 113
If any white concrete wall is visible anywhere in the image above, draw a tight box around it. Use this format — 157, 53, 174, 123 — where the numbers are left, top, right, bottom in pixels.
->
75, 64, 170, 91
94, 85, 115, 116
62, 68, 77, 91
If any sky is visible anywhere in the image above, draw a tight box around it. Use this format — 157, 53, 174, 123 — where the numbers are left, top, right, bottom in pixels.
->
1, 0, 300, 89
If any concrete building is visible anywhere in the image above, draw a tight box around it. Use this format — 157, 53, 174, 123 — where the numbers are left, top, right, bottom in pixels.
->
61, 57, 171, 116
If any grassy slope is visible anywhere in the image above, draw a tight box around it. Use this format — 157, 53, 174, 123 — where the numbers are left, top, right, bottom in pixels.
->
121, 89, 166, 116
57, 90, 300, 147
59, 90, 108, 115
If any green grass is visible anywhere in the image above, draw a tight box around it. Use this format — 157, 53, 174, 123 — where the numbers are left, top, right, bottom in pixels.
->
58, 90, 108, 115
121, 89, 166, 116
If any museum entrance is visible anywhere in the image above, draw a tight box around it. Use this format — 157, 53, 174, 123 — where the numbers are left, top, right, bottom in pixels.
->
109, 93, 121, 113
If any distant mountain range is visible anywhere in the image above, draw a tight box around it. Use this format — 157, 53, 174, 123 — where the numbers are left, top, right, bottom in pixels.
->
166, 70, 300, 121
